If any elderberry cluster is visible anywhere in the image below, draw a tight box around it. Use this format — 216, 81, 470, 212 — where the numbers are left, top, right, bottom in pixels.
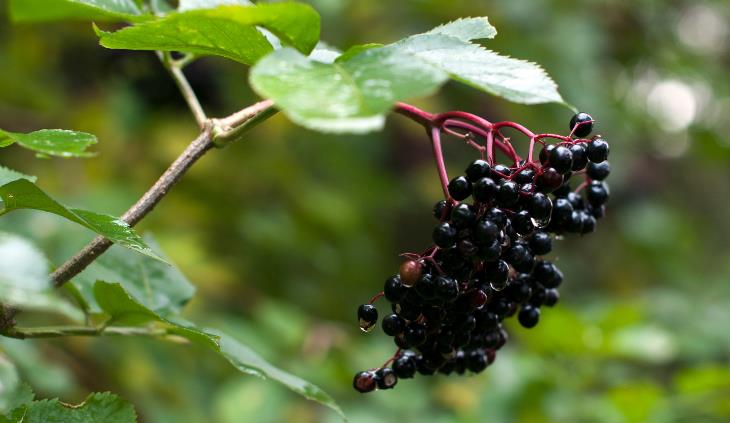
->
353, 113, 611, 393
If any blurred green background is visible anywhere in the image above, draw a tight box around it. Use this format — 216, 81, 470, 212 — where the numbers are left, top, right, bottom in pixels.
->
1, 0, 730, 422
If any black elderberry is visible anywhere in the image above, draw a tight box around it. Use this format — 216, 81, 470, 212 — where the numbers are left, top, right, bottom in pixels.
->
382, 314, 405, 336
570, 112, 594, 138
512, 210, 536, 236
496, 180, 519, 207
552, 181, 572, 198
505, 243, 535, 273
415, 273, 437, 300
458, 239, 478, 258
473, 177, 498, 202
565, 210, 584, 233
570, 143, 588, 171
586, 181, 609, 206
485, 207, 508, 229
415, 355, 436, 375
528, 231, 552, 256
392, 355, 416, 378
590, 204, 606, 219
580, 212, 596, 234
448, 176, 472, 201
586, 161, 610, 181
492, 164, 512, 180
376, 367, 398, 390
353, 371, 377, 393
474, 219, 500, 245
505, 278, 533, 303
483, 260, 509, 289
533, 261, 563, 289
433, 199, 450, 220
404, 323, 427, 347
544, 289, 560, 307
435, 275, 460, 301
566, 191, 585, 210
519, 183, 534, 198
528, 192, 553, 221
433, 222, 458, 248
466, 350, 488, 373
586, 138, 609, 163
549, 145, 574, 174
514, 168, 536, 184
450, 203, 477, 228
465, 159, 492, 182
552, 198, 574, 222
478, 240, 502, 262
518, 305, 541, 328
358, 304, 378, 332
384, 275, 407, 302
540, 144, 555, 165
529, 283, 547, 306
535, 167, 563, 193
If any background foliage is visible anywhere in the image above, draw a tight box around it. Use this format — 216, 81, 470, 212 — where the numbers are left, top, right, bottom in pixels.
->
1, 0, 729, 422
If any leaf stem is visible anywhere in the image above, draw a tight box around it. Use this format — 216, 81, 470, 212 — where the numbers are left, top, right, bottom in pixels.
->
2, 325, 168, 339
159, 51, 207, 129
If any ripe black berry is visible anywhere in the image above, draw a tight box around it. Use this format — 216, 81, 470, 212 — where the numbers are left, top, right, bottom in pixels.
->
518, 306, 540, 328
448, 176, 472, 201
353, 371, 377, 393
552, 198, 574, 222
540, 144, 555, 165
544, 289, 560, 307
528, 231, 552, 256
514, 168, 535, 184
358, 304, 378, 332
569, 143, 588, 171
435, 275, 459, 301
465, 159, 491, 182
533, 261, 563, 289
587, 161, 610, 181
528, 193, 553, 221
535, 167, 563, 193
549, 145, 573, 174
474, 219, 500, 245
375, 367, 398, 389
466, 350, 488, 373
384, 275, 407, 302
392, 355, 416, 378
473, 177, 498, 202
382, 314, 405, 336
433, 222, 458, 248
570, 112, 593, 138
511, 210, 536, 236
404, 323, 427, 347
586, 181, 609, 207
586, 138, 609, 163
496, 180, 519, 207
450, 203, 476, 228
433, 200, 449, 220
492, 164, 512, 180
485, 207, 507, 229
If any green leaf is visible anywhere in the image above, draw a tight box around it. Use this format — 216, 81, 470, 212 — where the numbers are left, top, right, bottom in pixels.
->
92, 282, 344, 419
250, 47, 446, 133
334, 43, 383, 63
0, 232, 83, 321
178, 0, 252, 11
0, 129, 97, 158
425, 17, 497, 41
250, 17, 564, 133
97, 3, 321, 65
73, 236, 195, 316
0, 166, 36, 187
21, 392, 136, 423
0, 178, 163, 263
0, 354, 34, 414
9, 0, 150, 23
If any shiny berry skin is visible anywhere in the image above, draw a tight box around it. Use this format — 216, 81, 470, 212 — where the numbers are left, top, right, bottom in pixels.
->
448, 176, 472, 201
353, 371, 377, 393
432, 222, 458, 248
435, 275, 459, 301
492, 164, 512, 180
540, 144, 555, 165
473, 177, 498, 202
474, 219, 500, 245
528, 192, 553, 221
404, 323, 427, 347
484, 260, 509, 289
535, 167, 563, 193
552, 182, 571, 198
514, 168, 535, 184
376, 367, 398, 389
587, 161, 611, 181
518, 305, 541, 328
512, 210, 536, 236
580, 212, 596, 234
505, 278, 533, 303
384, 275, 407, 302
565, 210, 584, 233
415, 273, 437, 300
529, 231, 552, 255
552, 198, 574, 222
496, 180, 519, 207
485, 207, 507, 229
506, 243, 535, 273
381, 314, 405, 336
587, 138, 609, 162
466, 350, 488, 373
549, 145, 574, 174
570, 143, 588, 171
544, 289, 560, 307
533, 261, 563, 289
586, 181, 609, 206
450, 203, 476, 228
399, 260, 423, 287
570, 112, 594, 138
465, 159, 491, 182
357, 304, 378, 332
392, 355, 416, 378
433, 200, 449, 220
478, 240, 502, 262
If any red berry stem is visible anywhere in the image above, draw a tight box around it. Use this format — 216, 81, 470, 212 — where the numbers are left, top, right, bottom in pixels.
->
429, 125, 452, 200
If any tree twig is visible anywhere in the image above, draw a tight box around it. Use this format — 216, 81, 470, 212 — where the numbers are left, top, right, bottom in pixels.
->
2, 325, 169, 339
158, 51, 207, 128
